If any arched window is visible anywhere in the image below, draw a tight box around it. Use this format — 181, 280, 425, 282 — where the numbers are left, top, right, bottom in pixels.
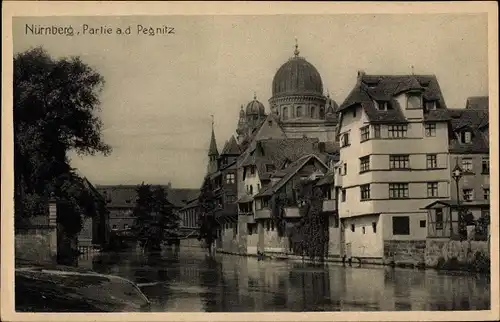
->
282, 107, 288, 120
319, 107, 325, 119
310, 106, 316, 118
407, 95, 421, 109
249, 185, 253, 195
296, 106, 303, 118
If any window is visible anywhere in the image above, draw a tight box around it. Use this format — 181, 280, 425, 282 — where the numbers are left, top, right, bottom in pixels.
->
482, 157, 490, 174
282, 107, 288, 120
420, 220, 426, 228
373, 125, 381, 138
359, 156, 370, 173
310, 106, 316, 118
372, 222, 377, 233
483, 188, 490, 201
360, 126, 370, 142
362, 226, 366, 234
112, 225, 117, 230
257, 184, 261, 191
341, 189, 346, 202
426, 154, 438, 169
270, 220, 275, 231
350, 224, 355, 232
360, 184, 370, 200
459, 131, 472, 144
425, 123, 436, 137
461, 158, 473, 172
427, 182, 438, 197
250, 166, 255, 175
296, 106, 303, 118
319, 107, 325, 119
124, 224, 129, 230
341, 133, 350, 147
226, 173, 235, 184
426, 101, 436, 110
262, 198, 269, 208
343, 163, 347, 175
392, 216, 410, 235
353, 109, 357, 118
125, 199, 131, 204
389, 183, 409, 199
462, 189, 473, 201
266, 164, 276, 172
226, 195, 236, 204
376, 101, 388, 111
268, 120, 272, 126
388, 125, 407, 138
249, 185, 253, 195
389, 155, 410, 169
435, 209, 443, 230
407, 95, 421, 109
334, 216, 339, 228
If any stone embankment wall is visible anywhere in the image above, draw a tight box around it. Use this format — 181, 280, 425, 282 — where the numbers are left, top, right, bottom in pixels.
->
179, 238, 204, 248
16, 227, 57, 264
425, 239, 490, 272
383, 240, 426, 266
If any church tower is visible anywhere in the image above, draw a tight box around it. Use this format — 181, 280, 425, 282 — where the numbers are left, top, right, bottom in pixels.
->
207, 116, 219, 175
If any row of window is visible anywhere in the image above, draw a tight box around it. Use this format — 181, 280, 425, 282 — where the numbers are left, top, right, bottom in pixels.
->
461, 157, 490, 174
245, 183, 261, 195
281, 105, 326, 120
347, 217, 425, 236
111, 224, 130, 230
341, 183, 490, 202
342, 123, 440, 147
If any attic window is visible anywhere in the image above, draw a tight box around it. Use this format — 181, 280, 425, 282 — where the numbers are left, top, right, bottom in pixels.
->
376, 101, 388, 111
268, 120, 272, 126
459, 131, 472, 144
407, 95, 421, 109
425, 101, 436, 110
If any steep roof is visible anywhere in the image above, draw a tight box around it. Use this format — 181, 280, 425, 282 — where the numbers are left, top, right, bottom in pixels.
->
239, 137, 321, 178
448, 107, 489, 154
255, 154, 328, 198
96, 185, 198, 209
339, 74, 449, 123
208, 126, 219, 156
221, 136, 240, 156
466, 96, 489, 110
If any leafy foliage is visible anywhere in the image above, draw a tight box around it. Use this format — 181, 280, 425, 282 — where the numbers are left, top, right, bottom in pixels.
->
292, 180, 329, 262
14, 47, 110, 237
197, 177, 219, 249
133, 184, 179, 252
270, 194, 287, 237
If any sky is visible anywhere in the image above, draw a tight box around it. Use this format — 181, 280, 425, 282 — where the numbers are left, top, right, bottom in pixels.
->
13, 14, 488, 188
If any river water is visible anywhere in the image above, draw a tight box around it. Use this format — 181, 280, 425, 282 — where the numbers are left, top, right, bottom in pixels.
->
78, 246, 490, 312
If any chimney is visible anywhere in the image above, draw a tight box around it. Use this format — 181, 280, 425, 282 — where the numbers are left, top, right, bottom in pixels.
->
167, 182, 172, 190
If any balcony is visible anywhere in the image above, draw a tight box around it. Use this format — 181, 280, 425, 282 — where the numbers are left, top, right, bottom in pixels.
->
284, 207, 301, 218
322, 199, 336, 212
255, 208, 271, 219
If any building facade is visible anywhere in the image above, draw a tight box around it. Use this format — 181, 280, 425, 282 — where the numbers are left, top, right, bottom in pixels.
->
335, 72, 452, 261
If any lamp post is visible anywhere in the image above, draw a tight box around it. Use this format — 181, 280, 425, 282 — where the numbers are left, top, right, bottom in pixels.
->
451, 160, 463, 238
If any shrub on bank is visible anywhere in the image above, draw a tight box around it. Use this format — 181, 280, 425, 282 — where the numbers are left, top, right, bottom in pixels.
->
435, 251, 490, 273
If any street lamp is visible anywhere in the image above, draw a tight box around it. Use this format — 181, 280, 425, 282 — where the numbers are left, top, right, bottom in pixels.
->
451, 160, 464, 238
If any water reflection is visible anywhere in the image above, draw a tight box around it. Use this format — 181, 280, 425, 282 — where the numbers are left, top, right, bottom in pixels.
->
78, 247, 490, 312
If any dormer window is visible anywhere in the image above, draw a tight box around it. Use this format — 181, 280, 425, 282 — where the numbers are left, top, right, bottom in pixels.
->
376, 101, 388, 111
266, 164, 276, 172
425, 101, 436, 110
407, 95, 421, 109
459, 131, 472, 144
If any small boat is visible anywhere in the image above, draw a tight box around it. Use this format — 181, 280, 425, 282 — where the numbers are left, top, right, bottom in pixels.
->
15, 263, 151, 312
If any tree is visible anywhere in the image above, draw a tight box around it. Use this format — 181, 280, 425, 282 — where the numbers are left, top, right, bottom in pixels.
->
295, 180, 329, 262
197, 177, 219, 256
133, 183, 156, 251
14, 47, 110, 261
270, 193, 287, 238
152, 186, 180, 241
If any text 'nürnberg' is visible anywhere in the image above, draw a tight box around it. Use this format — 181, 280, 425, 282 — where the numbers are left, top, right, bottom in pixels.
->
25, 24, 176, 36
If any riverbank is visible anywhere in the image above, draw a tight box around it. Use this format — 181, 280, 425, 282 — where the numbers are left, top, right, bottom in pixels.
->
215, 248, 490, 274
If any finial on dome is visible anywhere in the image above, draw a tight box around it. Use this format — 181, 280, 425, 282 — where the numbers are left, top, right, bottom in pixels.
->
211, 114, 214, 128
253, 91, 257, 100
294, 37, 300, 57
327, 89, 330, 99
411, 65, 415, 75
